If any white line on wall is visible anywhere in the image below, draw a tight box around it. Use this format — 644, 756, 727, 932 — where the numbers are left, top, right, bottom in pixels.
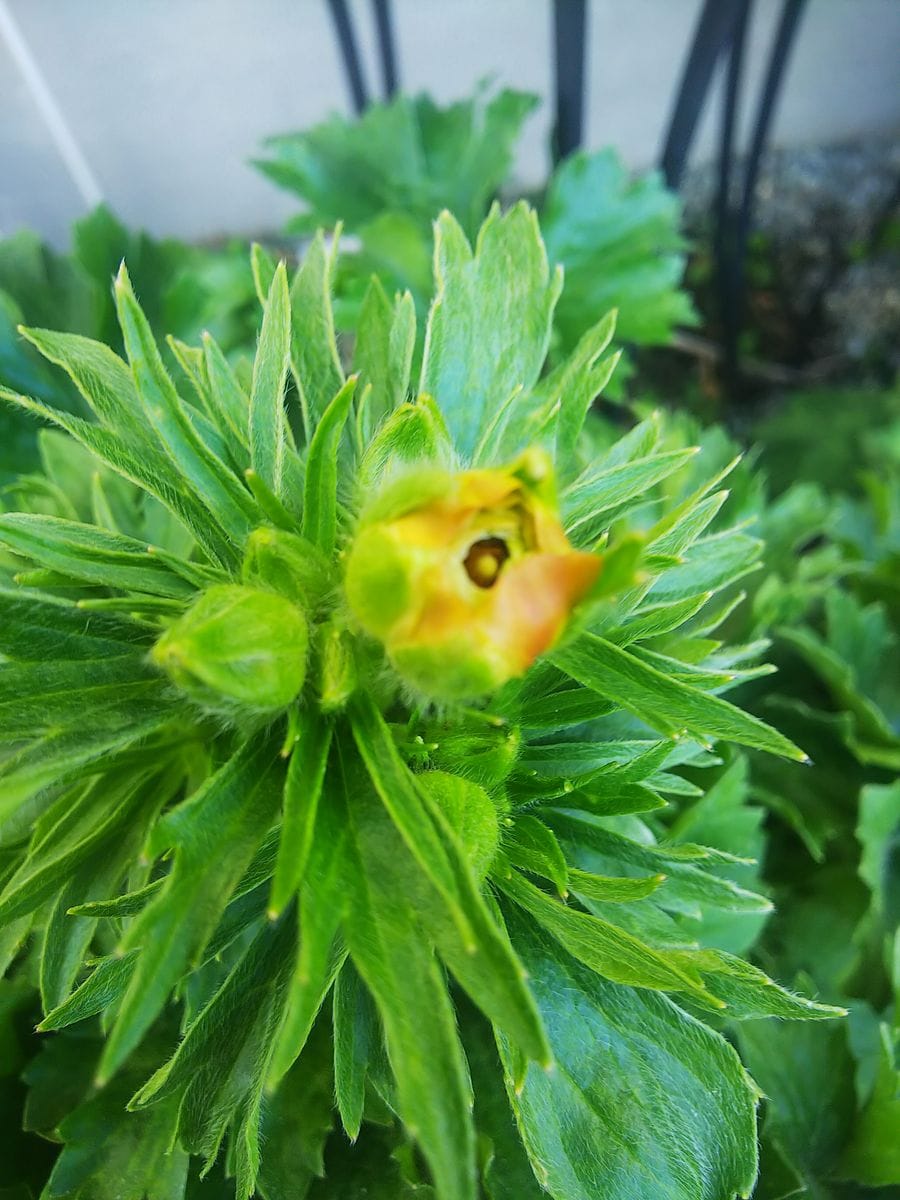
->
0, 0, 104, 208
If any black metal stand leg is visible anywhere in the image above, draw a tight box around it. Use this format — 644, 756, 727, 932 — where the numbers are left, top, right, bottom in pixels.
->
371, 0, 398, 100
325, 0, 370, 114
660, 0, 747, 190
552, 0, 588, 163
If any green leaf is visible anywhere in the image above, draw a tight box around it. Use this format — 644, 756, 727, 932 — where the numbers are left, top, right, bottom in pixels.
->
333, 958, 377, 1140
542, 148, 696, 354
459, 1000, 545, 1200
290, 231, 345, 437
267, 771, 349, 1086
567, 869, 666, 903
257, 87, 537, 240
499, 910, 759, 1200
0, 714, 182, 830
495, 865, 717, 1004
348, 696, 549, 1067
0, 513, 194, 597
113, 264, 259, 545
0, 656, 167, 740
738, 1018, 855, 1185
838, 1024, 900, 1186
0, 769, 146, 925
553, 633, 806, 760
420, 204, 561, 460
341, 771, 477, 1200
857, 779, 900, 917
133, 916, 295, 1197
549, 310, 619, 478
99, 734, 284, 1082
258, 1021, 335, 1199
562, 448, 699, 541
201, 330, 251, 449
504, 816, 568, 896
302, 375, 358, 554
43, 1041, 188, 1200
354, 277, 416, 441
269, 713, 333, 917
67, 878, 164, 918
547, 811, 772, 916
669, 947, 845, 1020
250, 261, 291, 497
19, 324, 153, 445
0, 385, 234, 569
38, 951, 139, 1031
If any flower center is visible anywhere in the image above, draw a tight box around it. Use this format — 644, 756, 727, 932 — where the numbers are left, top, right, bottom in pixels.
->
463, 536, 510, 589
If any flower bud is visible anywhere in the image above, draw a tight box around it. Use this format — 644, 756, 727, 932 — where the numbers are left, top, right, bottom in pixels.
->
317, 620, 358, 712
359, 394, 452, 491
152, 584, 308, 717
344, 450, 600, 700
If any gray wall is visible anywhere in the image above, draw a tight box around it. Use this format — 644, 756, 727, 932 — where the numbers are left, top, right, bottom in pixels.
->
2, 0, 899, 247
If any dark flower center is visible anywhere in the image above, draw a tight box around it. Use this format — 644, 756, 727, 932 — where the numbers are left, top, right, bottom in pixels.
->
463, 537, 510, 588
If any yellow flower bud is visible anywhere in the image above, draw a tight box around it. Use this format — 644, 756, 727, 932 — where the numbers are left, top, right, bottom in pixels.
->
344, 451, 600, 700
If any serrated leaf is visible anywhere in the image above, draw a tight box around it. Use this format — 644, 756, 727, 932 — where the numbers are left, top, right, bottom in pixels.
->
249, 261, 291, 497
99, 734, 284, 1082
354, 277, 416, 441
542, 148, 696, 353
495, 865, 716, 1003
113, 264, 259, 545
341, 773, 477, 1200
420, 204, 561, 460
498, 909, 758, 1200
738, 1018, 855, 1185
44, 1041, 188, 1200
290, 231, 345, 437
269, 713, 333, 918
0, 513, 194, 597
553, 632, 806, 760
348, 696, 548, 1066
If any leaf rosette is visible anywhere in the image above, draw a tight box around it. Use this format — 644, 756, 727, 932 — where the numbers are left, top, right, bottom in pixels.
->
0, 204, 841, 1200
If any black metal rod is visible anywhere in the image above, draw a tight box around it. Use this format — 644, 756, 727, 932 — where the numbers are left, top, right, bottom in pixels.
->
739, 0, 808, 236
552, 0, 588, 163
716, 0, 753, 389
660, 0, 747, 189
371, 0, 398, 99
325, 0, 369, 114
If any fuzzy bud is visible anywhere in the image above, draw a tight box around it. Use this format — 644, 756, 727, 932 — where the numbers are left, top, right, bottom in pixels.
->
152, 584, 308, 717
344, 450, 600, 700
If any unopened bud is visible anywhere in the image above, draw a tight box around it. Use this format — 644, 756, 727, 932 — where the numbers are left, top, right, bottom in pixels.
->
152, 584, 308, 716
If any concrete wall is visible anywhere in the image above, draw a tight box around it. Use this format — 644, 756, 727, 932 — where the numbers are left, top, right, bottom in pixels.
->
2, 0, 899, 247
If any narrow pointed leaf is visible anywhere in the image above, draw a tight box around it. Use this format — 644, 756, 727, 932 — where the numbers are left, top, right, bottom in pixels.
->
250, 261, 291, 496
